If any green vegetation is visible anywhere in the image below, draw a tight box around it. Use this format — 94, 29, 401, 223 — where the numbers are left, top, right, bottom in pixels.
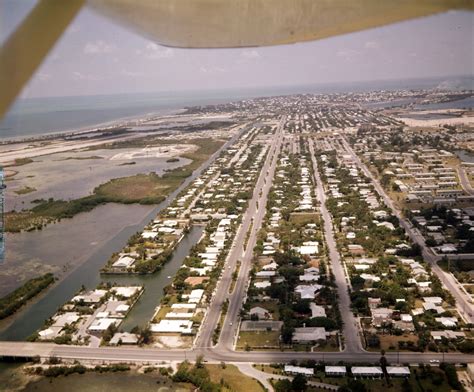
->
237, 331, 281, 349
439, 363, 462, 390
11, 158, 34, 166
5, 138, 224, 232
6, 196, 112, 232
57, 156, 103, 161
274, 374, 307, 392
0, 273, 55, 320
206, 364, 265, 392
28, 363, 131, 378
171, 360, 263, 392
172, 360, 222, 391
267, 361, 456, 392
94, 173, 170, 204
14, 186, 36, 195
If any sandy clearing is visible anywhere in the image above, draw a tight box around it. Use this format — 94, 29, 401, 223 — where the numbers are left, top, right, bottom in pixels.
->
398, 115, 474, 127
0, 133, 147, 165
109, 144, 197, 160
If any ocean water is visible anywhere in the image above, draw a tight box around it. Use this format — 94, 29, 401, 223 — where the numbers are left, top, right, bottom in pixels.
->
0, 90, 249, 140
414, 96, 473, 110
1, 76, 472, 140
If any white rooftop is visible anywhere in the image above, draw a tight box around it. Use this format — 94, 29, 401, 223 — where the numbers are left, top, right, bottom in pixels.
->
351, 367, 383, 375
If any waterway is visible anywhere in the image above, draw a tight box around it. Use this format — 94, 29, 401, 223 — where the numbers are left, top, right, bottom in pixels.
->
362, 96, 474, 111
0, 129, 242, 341
414, 96, 473, 110
5, 148, 191, 211
362, 97, 418, 109
102, 225, 203, 332
456, 149, 474, 163
1, 203, 154, 297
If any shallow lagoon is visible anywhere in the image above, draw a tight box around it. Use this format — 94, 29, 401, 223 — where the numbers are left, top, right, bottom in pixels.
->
1, 203, 154, 297
6, 147, 190, 211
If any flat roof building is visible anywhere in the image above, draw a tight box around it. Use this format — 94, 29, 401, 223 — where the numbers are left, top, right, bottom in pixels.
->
284, 365, 314, 376
387, 367, 410, 377
351, 367, 383, 377
325, 366, 347, 376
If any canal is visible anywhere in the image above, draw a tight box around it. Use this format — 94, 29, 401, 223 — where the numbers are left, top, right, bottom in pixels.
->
102, 225, 203, 332
0, 129, 243, 341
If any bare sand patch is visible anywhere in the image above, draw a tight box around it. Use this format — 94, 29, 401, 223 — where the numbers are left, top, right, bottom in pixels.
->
153, 335, 193, 349
109, 144, 197, 161
399, 115, 474, 127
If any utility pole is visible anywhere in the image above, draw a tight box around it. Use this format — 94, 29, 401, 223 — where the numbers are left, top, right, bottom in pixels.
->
0, 166, 5, 263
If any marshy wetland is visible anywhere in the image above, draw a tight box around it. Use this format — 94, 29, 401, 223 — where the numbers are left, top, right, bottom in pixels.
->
0, 129, 234, 340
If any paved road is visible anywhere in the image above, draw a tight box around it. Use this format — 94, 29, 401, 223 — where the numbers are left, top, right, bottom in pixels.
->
195, 118, 284, 349
236, 363, 275, 391
218, 118, 284, 350
237, 363, 339, 392
339, 137, 474, 324
309, 139, 363, 354
2, 128, 474, 367
458, 166, 474, 195
1, 341, 472, 365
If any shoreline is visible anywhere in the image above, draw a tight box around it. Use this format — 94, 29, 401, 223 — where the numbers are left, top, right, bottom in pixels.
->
0, 107, 183, 145
0, 130, 238, 340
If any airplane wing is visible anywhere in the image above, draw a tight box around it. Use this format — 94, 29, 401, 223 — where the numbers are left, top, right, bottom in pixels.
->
89, 0, 473, 48
0, 0, 472, 118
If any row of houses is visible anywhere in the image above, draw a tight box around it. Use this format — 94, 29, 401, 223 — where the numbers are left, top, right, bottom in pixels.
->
149, 125, 275, 340
318, 138, 470, 350
38, 286, 143, 344
241, 146, 336, 347
107, 218, 190, 273
284, 365, 410, 378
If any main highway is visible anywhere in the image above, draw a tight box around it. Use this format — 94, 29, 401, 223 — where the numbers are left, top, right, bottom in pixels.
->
1, 126, 473, 367
458, 166, 474, 195
0, 341, 472, 365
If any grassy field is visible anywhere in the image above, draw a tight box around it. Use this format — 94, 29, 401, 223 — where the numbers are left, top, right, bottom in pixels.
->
237, 331, 281, 349
291, 336, 340, 352
206, 364, 265, 392
94, 173, 171, 203
10, 158, 34, 166
14, 186, 37, 195
378, 334, 419, 351
5, 138, 225, 232
289, 212, 321, 225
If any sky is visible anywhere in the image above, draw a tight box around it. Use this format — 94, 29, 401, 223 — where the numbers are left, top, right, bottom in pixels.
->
1, 1, 473, 98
